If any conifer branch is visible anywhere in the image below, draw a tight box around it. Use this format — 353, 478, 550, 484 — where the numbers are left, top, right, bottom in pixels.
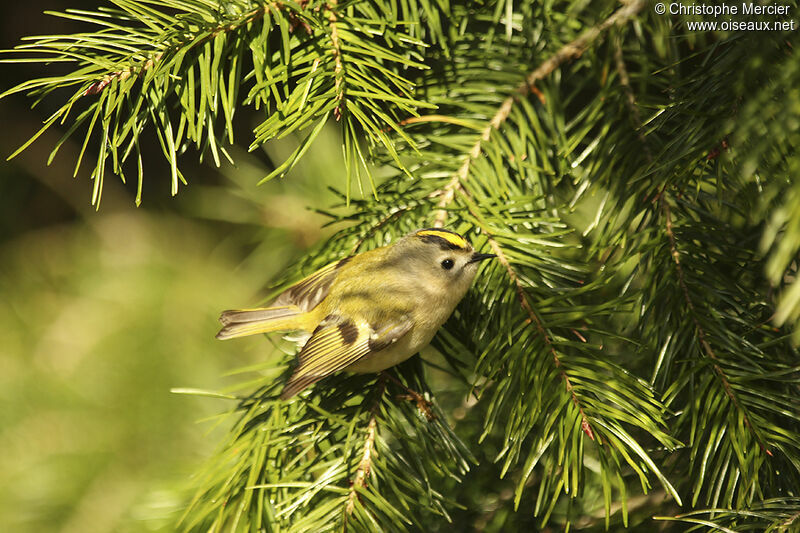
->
81, 4, 272, 97
431, 97, 514, 227
485, 231, 596, 440
613, 37, 652, 160
345, 375, 386, 516
659, 498, 800, 531
783, 510, 800, 529
345, 414, 377, 513
426, 0, 651, 442
611, 34, 781, 482
661, 198, 773, 456
325, 0, 345, 120
349, 207, 412, 254
432, 0, 646, 226
2, 0, 433, 204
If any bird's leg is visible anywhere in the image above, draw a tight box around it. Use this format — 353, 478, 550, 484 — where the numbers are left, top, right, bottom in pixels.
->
381, 371, 436, 421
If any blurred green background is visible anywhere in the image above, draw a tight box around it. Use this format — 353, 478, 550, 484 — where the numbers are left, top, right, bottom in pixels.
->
0, 2, 347, 530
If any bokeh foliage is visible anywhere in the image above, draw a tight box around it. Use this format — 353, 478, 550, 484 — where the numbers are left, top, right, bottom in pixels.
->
3, 0, 800, 531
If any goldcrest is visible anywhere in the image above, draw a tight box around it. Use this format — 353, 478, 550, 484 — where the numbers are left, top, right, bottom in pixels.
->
217, 228, 495, 399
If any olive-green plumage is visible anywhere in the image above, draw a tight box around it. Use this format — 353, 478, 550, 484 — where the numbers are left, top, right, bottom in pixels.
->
217, 228, 495, 399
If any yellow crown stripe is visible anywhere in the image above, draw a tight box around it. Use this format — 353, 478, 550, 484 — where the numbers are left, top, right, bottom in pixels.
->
416, 230, 469, 249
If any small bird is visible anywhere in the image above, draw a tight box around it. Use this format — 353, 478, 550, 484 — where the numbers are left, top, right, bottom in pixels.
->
216, 228, 495, 399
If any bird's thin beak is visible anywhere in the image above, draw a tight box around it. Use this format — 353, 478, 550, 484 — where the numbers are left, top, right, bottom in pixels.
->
469, 252, 496, 263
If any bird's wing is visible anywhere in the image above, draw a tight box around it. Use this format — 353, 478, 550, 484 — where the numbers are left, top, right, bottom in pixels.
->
280, 314, 412, 399
217, 257, 352, 339
272, 256, 353, 311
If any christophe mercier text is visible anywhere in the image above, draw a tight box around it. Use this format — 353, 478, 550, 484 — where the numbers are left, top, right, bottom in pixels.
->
669, 3, 792, 16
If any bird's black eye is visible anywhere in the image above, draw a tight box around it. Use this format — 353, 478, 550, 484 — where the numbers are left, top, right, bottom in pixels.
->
441, 258, 455, 270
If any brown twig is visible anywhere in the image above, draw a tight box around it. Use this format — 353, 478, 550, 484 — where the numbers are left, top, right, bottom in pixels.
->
613, 34, 653, 162
82, 53, 163, 96
398, 114, 481, 129
431, 98, 513, 228
782, 510, 800, 529
287, 0, 314, 34
382, 371, 436, 421
82, 5, 273, 97
326, 0, 345, 120
431, 0, 647, 227
345, 375, 386, 515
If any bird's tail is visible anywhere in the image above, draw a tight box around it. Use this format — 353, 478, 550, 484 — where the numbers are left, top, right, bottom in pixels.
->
216, 306, 306, 340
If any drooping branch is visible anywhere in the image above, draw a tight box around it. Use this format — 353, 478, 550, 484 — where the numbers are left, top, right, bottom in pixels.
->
3, 0, 430, 206
615, 30, 776, 456
486, 233, 596, 440
660, 198, 773, 456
